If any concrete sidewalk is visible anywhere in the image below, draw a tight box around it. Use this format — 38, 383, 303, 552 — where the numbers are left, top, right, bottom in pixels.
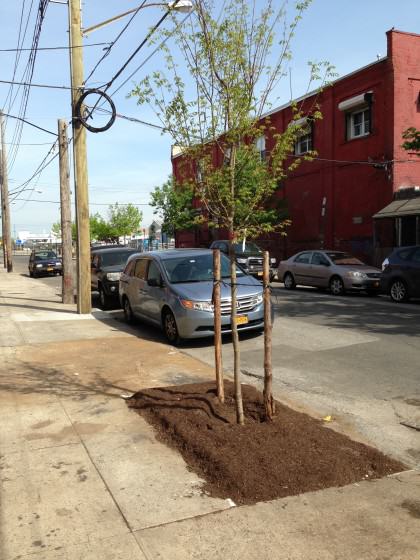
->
1, 267, 420, 560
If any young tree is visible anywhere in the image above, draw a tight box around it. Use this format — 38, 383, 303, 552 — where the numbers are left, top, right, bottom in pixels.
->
150, 176, 196, 236
132, 0, 333, 423
108, 203, 142, 241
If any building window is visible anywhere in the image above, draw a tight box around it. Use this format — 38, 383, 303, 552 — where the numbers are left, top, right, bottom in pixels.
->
347, 107, 370, 140
255, 136, 266, 161
294, 132, 312, 155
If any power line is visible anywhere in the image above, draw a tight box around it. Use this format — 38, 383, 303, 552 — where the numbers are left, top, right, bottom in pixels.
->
84, 1, 147, 84
1, 112, 58, 136
0, 42, 111, 52
11, 198, 150, 206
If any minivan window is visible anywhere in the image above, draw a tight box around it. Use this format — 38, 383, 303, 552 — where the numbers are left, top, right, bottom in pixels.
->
147, 260, 162, 283
134, 259, 148, 279
162, 253, 244, 284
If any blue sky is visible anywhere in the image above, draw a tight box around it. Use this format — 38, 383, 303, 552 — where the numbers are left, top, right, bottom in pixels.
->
0, 0, 419, 235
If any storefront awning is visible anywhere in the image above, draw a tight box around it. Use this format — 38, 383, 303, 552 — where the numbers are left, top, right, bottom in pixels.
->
373, 197, 420, 218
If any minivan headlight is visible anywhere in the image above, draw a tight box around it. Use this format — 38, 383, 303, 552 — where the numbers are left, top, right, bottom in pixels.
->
180, 299, 214, 312
106, 272, 121, 281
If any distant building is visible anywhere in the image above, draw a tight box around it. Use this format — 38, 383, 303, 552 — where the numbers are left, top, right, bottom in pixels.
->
172, 29, 420, 264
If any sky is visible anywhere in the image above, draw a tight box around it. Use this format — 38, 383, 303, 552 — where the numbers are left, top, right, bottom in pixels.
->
0, 0, 419, 236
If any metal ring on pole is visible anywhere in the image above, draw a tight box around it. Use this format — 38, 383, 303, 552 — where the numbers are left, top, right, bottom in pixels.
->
74, 88, 116, 133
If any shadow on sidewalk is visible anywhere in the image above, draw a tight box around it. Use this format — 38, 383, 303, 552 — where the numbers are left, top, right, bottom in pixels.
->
0, 361, 134, 401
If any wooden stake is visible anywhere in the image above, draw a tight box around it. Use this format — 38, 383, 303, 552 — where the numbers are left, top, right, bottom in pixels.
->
58, 119, 74, 304
213, 249, 224, 402
263, 251, 274, 420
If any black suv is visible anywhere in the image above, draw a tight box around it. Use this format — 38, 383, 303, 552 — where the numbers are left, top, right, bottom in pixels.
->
380, 245, 420, 302
91, 247, 139, 308
28, 249, 62, 278
209, 240, 276, 281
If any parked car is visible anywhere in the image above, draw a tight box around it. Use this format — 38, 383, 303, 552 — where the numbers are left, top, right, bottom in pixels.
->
28, 249, 62, 278
277, 250, 381, 295
209, 240, 277, 281
380, 245, 420, 302
91, 247, 139, 308
119, 249, 265, 343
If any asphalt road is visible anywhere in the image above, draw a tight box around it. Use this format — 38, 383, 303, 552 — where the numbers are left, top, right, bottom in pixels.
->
8, 253, 420, 465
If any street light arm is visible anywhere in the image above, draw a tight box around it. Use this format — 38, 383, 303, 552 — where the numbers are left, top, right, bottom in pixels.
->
83, 1, 192, 36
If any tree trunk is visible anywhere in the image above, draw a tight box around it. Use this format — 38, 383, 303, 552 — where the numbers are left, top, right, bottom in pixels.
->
229, 232, 244, 425
263, 251, 275, 420
212, 248, 224, 403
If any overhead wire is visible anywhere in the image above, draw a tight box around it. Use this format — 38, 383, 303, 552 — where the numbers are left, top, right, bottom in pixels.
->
0, 42, 111, 52
84, 0, 147, 85
6, 0, 51, 173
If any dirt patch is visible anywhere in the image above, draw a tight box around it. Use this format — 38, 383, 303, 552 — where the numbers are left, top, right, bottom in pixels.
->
127, 381, 406, 505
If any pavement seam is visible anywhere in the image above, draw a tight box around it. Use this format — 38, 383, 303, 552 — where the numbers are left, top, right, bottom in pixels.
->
56, 396, 134, 533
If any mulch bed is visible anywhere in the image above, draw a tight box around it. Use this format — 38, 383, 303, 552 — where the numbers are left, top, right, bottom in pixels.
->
127, 381, 405, 505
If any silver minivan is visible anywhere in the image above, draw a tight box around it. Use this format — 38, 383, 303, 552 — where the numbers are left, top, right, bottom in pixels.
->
119, 249, 264, 343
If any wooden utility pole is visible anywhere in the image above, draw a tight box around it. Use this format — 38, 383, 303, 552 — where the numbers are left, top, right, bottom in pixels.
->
58, 119, 74, 304
263, 251, 274, 420
212, 249, 224, 402
0, 148, 6, 268
0, 112, 13, 272
68, 0, 91, 313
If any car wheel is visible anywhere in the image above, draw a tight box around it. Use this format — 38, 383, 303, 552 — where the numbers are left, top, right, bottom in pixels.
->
283, 272, 296, 290
390, 279, 409, 303
123, 297, 134, 323
98, 285, 109, 310
163, 309, 180, 345
329, 276, 345, 296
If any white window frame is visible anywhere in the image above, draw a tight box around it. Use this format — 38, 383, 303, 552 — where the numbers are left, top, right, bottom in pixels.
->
255, 135, 266, 161
294, 132, 312, 155
347, 106, 370, 140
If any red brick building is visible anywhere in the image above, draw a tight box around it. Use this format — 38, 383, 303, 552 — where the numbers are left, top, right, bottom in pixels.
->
172, 29, 420, 264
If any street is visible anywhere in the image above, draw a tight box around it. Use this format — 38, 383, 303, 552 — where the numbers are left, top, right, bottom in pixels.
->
10, 253, 420, 465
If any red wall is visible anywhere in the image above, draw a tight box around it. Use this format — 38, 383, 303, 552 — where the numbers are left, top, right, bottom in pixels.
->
172, 30, 420, 264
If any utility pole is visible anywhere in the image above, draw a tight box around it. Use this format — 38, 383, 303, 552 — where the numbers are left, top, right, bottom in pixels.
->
0, 111, 13, 272
58, 119, 74, 304
68, 0, 91, 313
0, 148, 5, 268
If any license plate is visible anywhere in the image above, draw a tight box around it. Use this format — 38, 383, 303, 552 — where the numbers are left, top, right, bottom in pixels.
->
257, 271, 263, 277
235, 315, 248, 325
47, 267, 53, 272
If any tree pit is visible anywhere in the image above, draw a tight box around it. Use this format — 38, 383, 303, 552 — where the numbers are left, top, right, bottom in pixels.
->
127, 381, 405, 505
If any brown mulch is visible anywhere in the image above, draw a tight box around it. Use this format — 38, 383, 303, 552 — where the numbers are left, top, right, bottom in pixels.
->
127, 381, 406, 505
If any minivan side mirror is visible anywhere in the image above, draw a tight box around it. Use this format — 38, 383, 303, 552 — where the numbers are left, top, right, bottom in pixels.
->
147, 277, 162, 288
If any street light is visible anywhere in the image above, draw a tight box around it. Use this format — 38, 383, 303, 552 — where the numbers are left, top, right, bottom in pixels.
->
83, 0, 193, 36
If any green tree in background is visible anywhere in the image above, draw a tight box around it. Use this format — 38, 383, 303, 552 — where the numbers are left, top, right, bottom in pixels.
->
150, 176, 196, 236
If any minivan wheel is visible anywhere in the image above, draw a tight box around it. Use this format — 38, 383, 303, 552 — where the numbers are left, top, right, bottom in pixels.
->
163, 309, 180, 345
329, 276, 345, 296
123, 297, 134, 323
283, 273, 296, 290
390, 279, 409, 303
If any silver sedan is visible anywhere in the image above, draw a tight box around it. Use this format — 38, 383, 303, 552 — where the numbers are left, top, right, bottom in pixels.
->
277, 250, 381, 295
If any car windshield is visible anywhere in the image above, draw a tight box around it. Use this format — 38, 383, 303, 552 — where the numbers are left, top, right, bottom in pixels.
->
100, 251, 135, 267
162, 253, 245, 283
233, 242, 262, 254
326, 252, 365, 265
35, 251, 57, 261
